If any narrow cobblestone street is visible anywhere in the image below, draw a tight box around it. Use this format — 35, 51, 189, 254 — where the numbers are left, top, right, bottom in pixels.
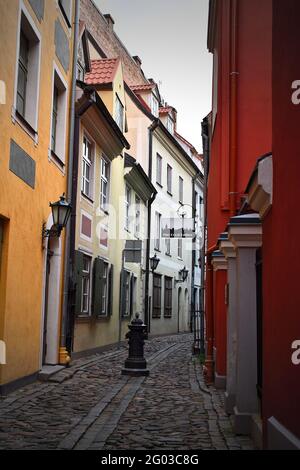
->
0, 334, 254, 450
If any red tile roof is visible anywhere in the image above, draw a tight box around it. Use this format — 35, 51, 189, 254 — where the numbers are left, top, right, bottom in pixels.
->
85, 58, 120, 85
159, 106, 175, 114
130, 83, 155, 92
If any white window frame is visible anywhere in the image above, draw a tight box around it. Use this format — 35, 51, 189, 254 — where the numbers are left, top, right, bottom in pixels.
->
80, 210, 93, 242
167, 116, 174, 134
156, 153, 162, 186
125, 185, 132, 231
165, 237, 171, 256
178, 238, 183, 259
155, 212, 161, 251
100, 155, 110, 212
100, 261, 109, 316
115, 94, 124, 131
49, 62, 68, 164
81, 135, 94, 200
81, 254, 92, 316
179, 176, 184, 203
150, 93, 159, 117
167, 164, 172, 194
13, 1, 42, 135
135, 195, 141, 238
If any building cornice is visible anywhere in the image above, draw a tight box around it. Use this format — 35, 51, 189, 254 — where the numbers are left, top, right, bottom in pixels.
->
211, 250, 228, 271
247, 154, 273, 219
228, 214, 262, 249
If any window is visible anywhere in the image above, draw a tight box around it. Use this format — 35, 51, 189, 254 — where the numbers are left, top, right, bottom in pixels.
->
156, 153, 162, 186
58, 0, 72, 27
167, 116, 174, 134
81, 255, 91, 315
150, 93, 159, 117
100, 262, 108, 316
100, 156, 110, 211
50, 68, 68, 163
132, 276, 137, 316
51, 85, 58, 152
100, 225, 108, 247
81, 136, 93, 198
178, 238, 183, 259
164, 276, 173, 318
115, 94, 124, 130
125, 185, 132, 231
77, 62, 85, 81
155, 212, 161, 251
152, 274, 162, 318
15, 9, 41, 130
199, 195, 204, 222
135, 195, 141, 237
179, 176, 184, 203
165, 237, 171, 256
167, 164, 172, 194
17, 31, 29, 117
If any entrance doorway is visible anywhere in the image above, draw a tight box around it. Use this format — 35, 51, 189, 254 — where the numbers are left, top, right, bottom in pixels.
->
42, 234, 61, 365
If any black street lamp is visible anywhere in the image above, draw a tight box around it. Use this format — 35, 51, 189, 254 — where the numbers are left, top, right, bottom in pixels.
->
175, 266, 189, 284
149, 253, 160, 272
42, 194, 72, 239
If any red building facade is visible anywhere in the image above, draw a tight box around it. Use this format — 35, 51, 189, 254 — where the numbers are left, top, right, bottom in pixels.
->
205, 0, 300, 449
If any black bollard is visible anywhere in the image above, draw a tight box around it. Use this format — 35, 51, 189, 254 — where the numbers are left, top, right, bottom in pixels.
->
122, 313, 149, 376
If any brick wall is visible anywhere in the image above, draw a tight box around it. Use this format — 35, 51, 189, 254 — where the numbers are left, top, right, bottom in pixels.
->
80, 0, 148, 85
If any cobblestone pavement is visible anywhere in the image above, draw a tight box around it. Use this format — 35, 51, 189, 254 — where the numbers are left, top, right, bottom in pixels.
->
0, 334, 254, 450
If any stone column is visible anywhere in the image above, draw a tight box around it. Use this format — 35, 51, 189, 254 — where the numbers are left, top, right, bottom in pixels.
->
211, 250, 228, 390
219, 234, 237, 414
228, 214, 262, 435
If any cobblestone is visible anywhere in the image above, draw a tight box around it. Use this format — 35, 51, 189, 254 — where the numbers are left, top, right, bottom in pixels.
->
0, 334, 255, 450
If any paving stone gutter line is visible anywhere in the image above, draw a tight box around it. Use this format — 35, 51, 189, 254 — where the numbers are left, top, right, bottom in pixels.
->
58, 342, 183, 450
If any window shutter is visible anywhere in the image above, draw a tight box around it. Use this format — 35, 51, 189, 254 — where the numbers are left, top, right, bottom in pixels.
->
107, 264, 114, 316
119, 269, 126, 318
92, 257, 104, 316
74, 250, 84, 316
130, 274, 134, 317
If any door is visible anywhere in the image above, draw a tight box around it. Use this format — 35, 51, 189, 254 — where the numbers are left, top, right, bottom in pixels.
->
42, 247, 53, 364
256, 247, 263, 415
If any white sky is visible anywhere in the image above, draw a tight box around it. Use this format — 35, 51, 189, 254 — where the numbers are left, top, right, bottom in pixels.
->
94, 0, 212, 152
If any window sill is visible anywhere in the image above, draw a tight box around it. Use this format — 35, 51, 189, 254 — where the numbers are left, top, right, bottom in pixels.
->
81, 192, 94, 204
13, 109, 38, 142
96, 315, 110, 322
164, 315, 172, 319
156, 182, 163, 188
167, 191, 173, 197
99, 207, 109, 216
50, 150, 65, 168
76, 315, 92, 323
165, 253, 172, 257
154, 248, 161, 253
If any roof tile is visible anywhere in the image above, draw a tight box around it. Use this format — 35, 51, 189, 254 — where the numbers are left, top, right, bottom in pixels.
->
85, 58, 120, 85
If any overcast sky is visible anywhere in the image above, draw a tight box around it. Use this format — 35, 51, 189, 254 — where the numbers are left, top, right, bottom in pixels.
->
94, 0, 212, 152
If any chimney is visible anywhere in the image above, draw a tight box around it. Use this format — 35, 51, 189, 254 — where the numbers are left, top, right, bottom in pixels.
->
133, 56, 142, 67
104, 14, 115, 31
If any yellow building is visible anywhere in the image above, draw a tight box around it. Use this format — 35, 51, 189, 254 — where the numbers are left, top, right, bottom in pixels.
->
0, 0, 75, 393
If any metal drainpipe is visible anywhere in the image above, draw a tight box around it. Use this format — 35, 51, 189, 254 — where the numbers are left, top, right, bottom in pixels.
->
59, 0, 80, 364
201, 117, 209, 355
229, 0, 238, 217
191, 171, 200, 345
144, 120, 159, 332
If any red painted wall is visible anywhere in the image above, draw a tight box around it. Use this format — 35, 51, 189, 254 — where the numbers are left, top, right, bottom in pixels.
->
262, 0, 300, 444
213, 269, 227, 377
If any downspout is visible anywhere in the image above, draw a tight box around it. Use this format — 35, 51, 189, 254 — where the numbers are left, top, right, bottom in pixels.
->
191, 171, 200, 343
144, 119, 159, 332
202, 116, 214, 380
59, 0, 80, 364
229, 0, 238, 217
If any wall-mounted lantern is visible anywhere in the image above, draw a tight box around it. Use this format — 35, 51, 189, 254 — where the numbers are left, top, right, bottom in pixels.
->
42, 194, 72, 240
150, 253, 160, 272
175, 266, 189, 284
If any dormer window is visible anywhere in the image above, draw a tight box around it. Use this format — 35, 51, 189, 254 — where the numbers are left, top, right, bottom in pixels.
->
167, 116, 174, 134
150, 93, 159, 117
115, 94, 124, 131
